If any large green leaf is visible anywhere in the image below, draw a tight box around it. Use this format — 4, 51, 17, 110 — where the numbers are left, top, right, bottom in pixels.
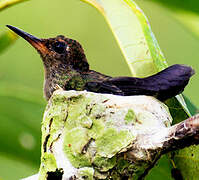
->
184, 96, 198, 116
81, 0, 168, 77
172, 145, 199, 179
145, 155, 173, 180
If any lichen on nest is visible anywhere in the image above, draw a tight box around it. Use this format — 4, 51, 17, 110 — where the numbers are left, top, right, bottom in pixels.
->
38, 90, 172, 179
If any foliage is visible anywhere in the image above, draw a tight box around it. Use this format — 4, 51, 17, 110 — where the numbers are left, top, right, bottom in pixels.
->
0, 31, 17, 54
0, 0, 44, 179
149, 0, 199, 38
0, 0, 28, 11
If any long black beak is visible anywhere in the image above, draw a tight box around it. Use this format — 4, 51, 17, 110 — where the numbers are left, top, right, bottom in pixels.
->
6, 25, 48, 54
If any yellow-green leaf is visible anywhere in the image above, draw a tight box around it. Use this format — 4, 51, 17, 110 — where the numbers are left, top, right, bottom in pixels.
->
81, 0, 167, 77
0, 31, 18, 54
0, 0, 28, 11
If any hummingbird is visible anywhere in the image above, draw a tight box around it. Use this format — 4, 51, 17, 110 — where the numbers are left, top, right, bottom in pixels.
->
7, 25, 194, 101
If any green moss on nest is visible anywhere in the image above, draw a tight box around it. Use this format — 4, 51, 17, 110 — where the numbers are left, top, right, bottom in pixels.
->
78, 167, 94, 180
39, 153, 57, 180
95, 128, 134, 158
65, 94, 92, 130
116, 158, 131, 174
40, 91, 171, 179
63, 127, 92, 168
93, 155, 116, 172
124, 109, 136, 124
63, 144, 92, 168
60, 93, 135, 172
62, 94, 110, 169
80, 116, 93, 128
88, 120, 105, 139
65, 127, 90, 153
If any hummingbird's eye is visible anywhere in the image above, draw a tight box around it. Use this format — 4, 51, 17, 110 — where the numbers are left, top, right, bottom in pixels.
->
52, 42, 66, 54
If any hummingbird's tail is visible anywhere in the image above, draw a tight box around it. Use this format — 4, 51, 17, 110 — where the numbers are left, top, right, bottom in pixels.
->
106, 64, 194, 101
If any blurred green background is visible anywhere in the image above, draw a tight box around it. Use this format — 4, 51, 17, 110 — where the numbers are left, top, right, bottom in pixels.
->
0, 0, 198, 179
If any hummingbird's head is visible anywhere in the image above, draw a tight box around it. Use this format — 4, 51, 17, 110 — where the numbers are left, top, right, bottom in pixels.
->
6, 25, 89, 72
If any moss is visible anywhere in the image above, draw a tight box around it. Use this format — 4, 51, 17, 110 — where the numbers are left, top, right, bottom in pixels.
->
79, 116, 93, 129
63, 94, 110, 169
88, 119, 105, 139
39, 92, 68, 179
42, 109, 67, 155
51, 91, 68, 105
110, 171, 121, 180
42, 153, 57, 170
39, 153, 57, 180
78, 167, 94, 180
93, 155, 116, 172
65, 127, 90, 153
124, 109, 136, 125
94, 170, 108, 179
95, 128, 134, 158
116, 158, 131, 174
65, 94, 92, 130
63, 144, 91, 168
90, 103, 106, 119
63, 127, 92, 168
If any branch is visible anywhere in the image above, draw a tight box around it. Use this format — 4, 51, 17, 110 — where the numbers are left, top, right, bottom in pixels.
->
23, 90, 199, 180
162, 114, 199, 153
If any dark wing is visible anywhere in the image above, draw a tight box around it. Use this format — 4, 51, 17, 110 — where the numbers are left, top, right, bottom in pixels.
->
106, 64, 194, 101
85, 81, 124, 95
85, 64, 194, 101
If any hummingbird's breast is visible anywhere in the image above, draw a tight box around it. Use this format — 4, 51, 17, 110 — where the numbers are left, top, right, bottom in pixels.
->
43, 67, 85, 100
